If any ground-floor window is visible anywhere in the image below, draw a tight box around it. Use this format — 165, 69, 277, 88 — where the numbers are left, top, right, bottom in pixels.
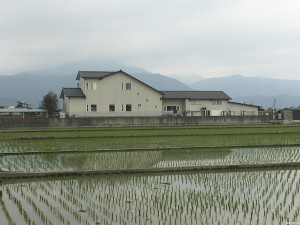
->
91, 104, 97, 111
126, 104, 132, 111
109, 104, 115, 111
200, 110, 210, 116
164, 105, 180, 113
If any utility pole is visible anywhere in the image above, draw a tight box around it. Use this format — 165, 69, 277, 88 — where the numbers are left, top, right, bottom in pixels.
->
272, 99, 276, 119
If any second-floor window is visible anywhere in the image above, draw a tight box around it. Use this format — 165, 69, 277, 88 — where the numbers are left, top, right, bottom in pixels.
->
86, 82, 97, 90
126, 83, 131, 90
91, 104, 97, 111
212, 100, 222, 105
91, 82, 97, 90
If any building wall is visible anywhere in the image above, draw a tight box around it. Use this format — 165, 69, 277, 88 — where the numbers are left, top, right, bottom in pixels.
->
72, 72, 162, 117
189, 99, 228, 116
227, 102, 259, 116
162, 99, 259, 116
67, 97, 86, 117
162, 99, 185, 115
292, 109, 300, 120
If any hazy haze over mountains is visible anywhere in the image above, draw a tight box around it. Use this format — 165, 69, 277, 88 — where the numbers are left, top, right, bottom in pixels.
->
0, 59, 190, 108
189, 75, 300, 109
0, 59, 299, 109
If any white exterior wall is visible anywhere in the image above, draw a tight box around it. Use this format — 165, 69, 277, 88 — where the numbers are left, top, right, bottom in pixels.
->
162, 99, 259, 116
190, 100, 226, 116
162, 99, 185, 115
227, 102, 259, 115
64, 96, 86, 117
72, 72, 162, 117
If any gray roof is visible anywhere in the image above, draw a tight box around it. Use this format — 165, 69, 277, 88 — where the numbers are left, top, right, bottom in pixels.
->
60, 88, 85, 98
0, 108, 47, 113
161, 91, 231, 100
228, 101, 262, 109
76, 71, 117, 80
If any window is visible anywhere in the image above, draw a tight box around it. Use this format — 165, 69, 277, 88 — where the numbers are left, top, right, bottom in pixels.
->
200, 109, 210, 116
165, 106, 179, 113
109, 104, 115, 111
191, 100, 201, 105
138, 104, 142, 107
86, 105, 89, 112
86, 83, 89, 90
126, 104, 132, 111
91, 104, 97, 111
212, 100, 222, 105
91, 82, 97, 90
126, 83, 131, 90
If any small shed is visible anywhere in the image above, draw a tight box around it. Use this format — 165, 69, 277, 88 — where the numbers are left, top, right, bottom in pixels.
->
279, 108, 300, 121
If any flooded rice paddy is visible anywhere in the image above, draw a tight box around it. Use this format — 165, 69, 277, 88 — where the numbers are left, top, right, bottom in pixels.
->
1, 169, 300, 225
1, 125, 300, 224
1, 147, 300, 172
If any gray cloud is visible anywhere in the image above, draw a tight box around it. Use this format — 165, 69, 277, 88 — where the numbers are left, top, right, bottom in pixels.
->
1, 0, 300, 79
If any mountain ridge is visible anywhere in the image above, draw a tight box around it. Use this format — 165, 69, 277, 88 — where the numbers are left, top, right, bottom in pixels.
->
0, 59, 191, 107
1, 59, 299, 109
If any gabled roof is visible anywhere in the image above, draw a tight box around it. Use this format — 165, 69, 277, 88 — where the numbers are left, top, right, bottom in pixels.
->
76, 70, 163, 95
76, 71, 116, 80
161, 91, 231, 100
60, 88, 85, 98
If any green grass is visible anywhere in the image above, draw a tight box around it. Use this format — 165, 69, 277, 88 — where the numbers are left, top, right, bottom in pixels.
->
1, 125, 300, 152
1, 124, 300, 139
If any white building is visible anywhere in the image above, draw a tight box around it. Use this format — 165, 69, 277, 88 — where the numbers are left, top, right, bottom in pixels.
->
161, 91, 260, 116
60, 70, 261, 117
60, 70, 163, 117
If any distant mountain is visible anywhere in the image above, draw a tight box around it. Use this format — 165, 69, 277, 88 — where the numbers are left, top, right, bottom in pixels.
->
189, 75, 300, 109
23, 58, 150, 77
232, 95, 300, 109
169, 74, 205, 85
3, 60, 299, 110
190, 75, 300, 97
0, 59, 190, 107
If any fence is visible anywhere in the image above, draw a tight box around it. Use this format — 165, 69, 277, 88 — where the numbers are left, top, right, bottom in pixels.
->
0, 115, 270, 129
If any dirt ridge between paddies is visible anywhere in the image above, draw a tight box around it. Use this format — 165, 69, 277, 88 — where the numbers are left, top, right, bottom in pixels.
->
2, 132, 300, 141
1, 162, 300, 178
1, 124, 300, 134
1, 143, 300, 156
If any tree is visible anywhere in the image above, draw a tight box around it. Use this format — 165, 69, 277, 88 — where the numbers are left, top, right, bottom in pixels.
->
42, 91, 58, 117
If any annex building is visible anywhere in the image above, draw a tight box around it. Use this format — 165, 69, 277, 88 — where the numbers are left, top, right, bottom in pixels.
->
60, 70, 261, 118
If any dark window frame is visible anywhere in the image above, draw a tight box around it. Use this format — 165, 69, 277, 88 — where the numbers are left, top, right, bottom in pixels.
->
126, 104, 132, 111
91, 104, 97, 112
109, 104, 115, 112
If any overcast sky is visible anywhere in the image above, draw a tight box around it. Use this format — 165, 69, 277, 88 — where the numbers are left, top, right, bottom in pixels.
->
1, 0, 300, 79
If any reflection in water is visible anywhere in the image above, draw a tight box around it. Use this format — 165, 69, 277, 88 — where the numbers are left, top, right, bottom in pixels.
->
2, 147, 300, 172
60, 151, 163, 171
161, 149, 231, 161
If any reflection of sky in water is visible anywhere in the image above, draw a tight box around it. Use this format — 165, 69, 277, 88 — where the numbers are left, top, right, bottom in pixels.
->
1, 147, 300, 172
